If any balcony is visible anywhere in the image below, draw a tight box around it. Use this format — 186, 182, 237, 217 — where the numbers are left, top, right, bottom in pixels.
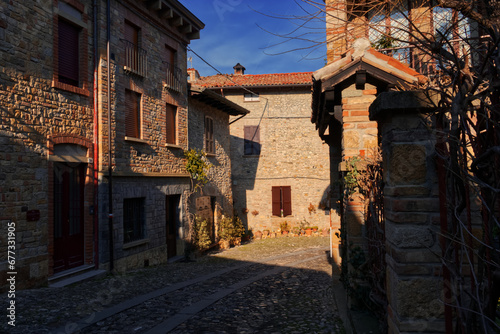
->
163, 61, 185, 93
123, 40, 147, 77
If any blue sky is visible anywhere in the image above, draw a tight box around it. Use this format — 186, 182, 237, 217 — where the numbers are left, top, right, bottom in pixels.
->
180, 0, 327, 76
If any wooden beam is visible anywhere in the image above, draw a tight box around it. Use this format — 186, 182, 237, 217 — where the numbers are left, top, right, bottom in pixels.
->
187, 30, 200, 40
160, 7, 173, 19
147, 0, 162, 11
181, 24, 192, 34
171, 16, 183, 27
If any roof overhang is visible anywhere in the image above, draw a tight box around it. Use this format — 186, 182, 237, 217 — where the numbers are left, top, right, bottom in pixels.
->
189, 86, 250, 116
311, 38, 425, 136
144, 0, 205, 40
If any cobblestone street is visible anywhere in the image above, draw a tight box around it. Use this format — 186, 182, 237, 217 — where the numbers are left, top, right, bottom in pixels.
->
4, 237, 344, 334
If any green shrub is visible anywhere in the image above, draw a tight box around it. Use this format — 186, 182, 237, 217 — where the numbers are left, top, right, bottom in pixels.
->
194, 216, 212, 251
219, 215, 244, 243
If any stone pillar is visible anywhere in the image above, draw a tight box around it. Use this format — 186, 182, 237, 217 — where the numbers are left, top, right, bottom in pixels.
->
370, 91, 446, 333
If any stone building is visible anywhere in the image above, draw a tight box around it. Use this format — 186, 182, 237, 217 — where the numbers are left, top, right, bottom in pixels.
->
190, 66, 333, 238
187, 85, 249, 242
0, 0, 203, 289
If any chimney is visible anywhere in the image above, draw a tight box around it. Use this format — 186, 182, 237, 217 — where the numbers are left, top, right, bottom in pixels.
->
187, 68, 200, 82
233, 63, 245, 75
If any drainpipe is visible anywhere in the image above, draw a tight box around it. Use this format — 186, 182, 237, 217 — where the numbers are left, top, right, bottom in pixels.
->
92, 0, 99, 269
106, 0, 114, 271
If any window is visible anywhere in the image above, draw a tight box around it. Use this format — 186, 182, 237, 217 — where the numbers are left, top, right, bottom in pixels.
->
166, 103, 177, 145
244, 126, 261, 155
53, 1, 89, 96
124, 20, 147, 77
205, 116, 214, 154
164, 45, 181, 91
125, 89, 141, 138
272, 186, 292, 217
244, 93, 259, 102
123, 197, 145, 243
58, 18, 80, 86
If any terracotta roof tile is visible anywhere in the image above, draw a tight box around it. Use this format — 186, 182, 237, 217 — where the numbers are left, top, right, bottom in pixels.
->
196, 72, 313, 88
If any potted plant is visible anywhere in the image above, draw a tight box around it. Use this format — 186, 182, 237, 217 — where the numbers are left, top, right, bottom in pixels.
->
280, 221, 290, 236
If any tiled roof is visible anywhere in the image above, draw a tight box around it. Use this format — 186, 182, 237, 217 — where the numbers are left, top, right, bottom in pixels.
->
196, 72, 313, 88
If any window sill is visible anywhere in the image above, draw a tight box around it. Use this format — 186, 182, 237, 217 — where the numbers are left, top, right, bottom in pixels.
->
242, 155, 260, 158
125, 136, 149, 144
123, 238, 150, 249
52, 80, 90, 97
206, 153, 216, 157
165, 143, 183, 149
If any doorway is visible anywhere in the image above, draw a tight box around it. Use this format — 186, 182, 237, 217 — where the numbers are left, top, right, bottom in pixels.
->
166, 195, 181, 258
53, 162, 85, 272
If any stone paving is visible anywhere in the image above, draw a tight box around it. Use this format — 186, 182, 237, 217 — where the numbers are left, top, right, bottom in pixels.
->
3, 236, 344, 334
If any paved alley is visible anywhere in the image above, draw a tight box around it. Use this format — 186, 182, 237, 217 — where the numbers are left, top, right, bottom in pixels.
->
5, 237, 344, 334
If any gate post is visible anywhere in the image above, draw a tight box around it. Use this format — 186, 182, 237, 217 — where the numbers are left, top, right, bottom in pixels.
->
370, 91, 446, 333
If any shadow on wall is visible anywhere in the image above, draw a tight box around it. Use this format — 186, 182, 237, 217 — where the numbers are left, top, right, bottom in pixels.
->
230, 134, 260, 232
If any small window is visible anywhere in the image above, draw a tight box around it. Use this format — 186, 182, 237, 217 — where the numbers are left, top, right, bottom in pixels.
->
166, 103, 177, 145
58, 18, 81, 86
123, 197, 145, 243
205, 116, 214, 154
244, 93, 259, 102
125, 89, 141, 138
272, 186, 292, 217
244, 126, 261, 155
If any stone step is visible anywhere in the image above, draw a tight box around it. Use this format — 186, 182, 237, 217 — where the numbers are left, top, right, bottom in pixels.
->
48, 265, 107, 288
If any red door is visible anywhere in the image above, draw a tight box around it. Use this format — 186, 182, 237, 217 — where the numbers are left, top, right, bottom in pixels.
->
53, 163, 85, 272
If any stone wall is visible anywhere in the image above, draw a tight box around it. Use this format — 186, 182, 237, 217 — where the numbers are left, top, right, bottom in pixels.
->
0, 0, 95, 290
96, 0, 194, 269
226, 88, 331, 233
188, 99, 234, 217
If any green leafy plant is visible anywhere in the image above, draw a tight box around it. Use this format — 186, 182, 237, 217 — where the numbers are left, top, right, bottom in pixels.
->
194, 216, 212, 252
184, 148, 212, 191
344, 157, 361, 197
280, 221, 290, 232
373, 35, 396, 49
218, 215, 245, 244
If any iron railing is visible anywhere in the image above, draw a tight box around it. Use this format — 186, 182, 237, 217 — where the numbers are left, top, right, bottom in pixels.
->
123, 39, 147, 77
163, 61, 184, 92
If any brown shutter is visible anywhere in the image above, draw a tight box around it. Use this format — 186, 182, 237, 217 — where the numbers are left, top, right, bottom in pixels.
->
205, 117, 214, 153
244, 126, 252, 155
125, 90, 140, 138
125, 21, 138, 72
272, 186, 281, 216
58, 19, 79, 86
166, 103, 177, 144
282, 186, 292, 216
244, 126, 260, 155
253, 127, 261, 155
125, 21, 138, 46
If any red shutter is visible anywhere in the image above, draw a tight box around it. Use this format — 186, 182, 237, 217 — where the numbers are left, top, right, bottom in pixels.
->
272, 186, 281, 216
282, 186, 292, 216
58, 19, 79, 86
125, 90, 140, 138
166, 103, 177, 144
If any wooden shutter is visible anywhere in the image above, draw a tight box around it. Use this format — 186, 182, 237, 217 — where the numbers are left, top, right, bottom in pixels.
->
244, 126, 260, 155
125, 21, 138, 72
282, 186, 292, 216
125, 90, 140, 138
58, 19, 79, 86
205, 117, 214, 154
166, 103, 177, 144
272, 186, 281, 216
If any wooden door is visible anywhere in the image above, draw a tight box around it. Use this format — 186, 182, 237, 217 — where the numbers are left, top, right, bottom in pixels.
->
166, 195, 180, 258
53, 163, 85, 272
